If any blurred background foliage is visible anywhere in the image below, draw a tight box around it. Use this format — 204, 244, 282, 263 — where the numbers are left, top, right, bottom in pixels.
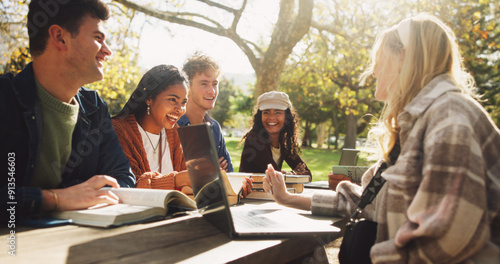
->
1, 0, 498, 150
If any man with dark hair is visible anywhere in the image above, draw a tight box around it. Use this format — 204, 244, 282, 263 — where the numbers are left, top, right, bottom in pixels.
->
178, 52, 233, 172
27, 0, 110, 57
0, 0, 135, 223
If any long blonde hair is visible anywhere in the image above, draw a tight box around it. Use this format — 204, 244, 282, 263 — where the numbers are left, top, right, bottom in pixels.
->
360, 13, 477, 161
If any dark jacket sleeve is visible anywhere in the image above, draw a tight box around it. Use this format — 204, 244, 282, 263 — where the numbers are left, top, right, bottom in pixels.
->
0, 72, 45, 221
95, 105, 136, 188
58, 89, 136, 188
239, 132, 275, 173
283, 151, 312, 181
82, 92, 135, 188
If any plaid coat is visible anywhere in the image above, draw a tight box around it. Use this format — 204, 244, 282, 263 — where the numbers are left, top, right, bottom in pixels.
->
311, 75, 500, 263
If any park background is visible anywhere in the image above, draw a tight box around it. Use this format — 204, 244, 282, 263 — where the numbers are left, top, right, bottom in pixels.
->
1, 0, 499, 181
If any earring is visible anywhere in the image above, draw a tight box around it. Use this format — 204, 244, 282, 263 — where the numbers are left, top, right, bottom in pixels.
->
147, 105, 150, 115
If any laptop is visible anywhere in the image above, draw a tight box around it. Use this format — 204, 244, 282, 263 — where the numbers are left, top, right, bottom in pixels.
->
178, 124, 340, 238
304, 148, 361, 190
338, 148, 360, 166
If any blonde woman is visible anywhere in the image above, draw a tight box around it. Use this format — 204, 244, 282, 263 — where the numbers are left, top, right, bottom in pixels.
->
264, 14, 500, 263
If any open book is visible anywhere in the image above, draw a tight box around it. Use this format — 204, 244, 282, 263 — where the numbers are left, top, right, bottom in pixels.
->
220, 171, 245, 205
51, 188, 197, 228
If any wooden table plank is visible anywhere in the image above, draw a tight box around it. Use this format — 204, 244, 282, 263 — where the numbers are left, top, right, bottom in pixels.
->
94, 231, 331, 264
66, 215, 221, 264
0, 214, 200, 264
1, 193, 344, 264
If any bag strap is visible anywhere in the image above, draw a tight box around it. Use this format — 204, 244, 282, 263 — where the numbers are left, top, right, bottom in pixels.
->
350, 143, 400, 218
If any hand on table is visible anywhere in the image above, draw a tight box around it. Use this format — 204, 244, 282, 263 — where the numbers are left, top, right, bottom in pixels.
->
175, 170, 191, 189
43, 175, 120, 211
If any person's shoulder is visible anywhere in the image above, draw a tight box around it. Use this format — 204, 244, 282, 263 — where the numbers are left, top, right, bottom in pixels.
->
76, 87, 107, 107
77, 86, 99, 99
111, 115, 125, 127
0, 71, 15, 83
1, 70, 31, 107
0, 72, 15, 95
205, 114, 222, 130
205, 114, 219, 125
242, 130, 263, 145
423, 90, 493, 134
245, 130, 258, 138
211, 118, 221, 128
430, 91, 483, 118
177, 114, 190, 126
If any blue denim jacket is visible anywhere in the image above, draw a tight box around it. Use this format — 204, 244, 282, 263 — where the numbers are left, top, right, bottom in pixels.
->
177, 114, 233, 172
1, 63, 135, 222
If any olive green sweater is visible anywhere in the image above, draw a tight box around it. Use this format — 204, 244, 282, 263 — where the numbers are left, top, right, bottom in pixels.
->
31, 81, 79, 188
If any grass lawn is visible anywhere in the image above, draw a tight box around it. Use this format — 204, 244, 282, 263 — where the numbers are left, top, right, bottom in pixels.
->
225, 137, 373, 182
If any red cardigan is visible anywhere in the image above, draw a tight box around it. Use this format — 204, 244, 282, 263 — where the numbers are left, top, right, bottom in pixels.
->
112, 114, 186, 189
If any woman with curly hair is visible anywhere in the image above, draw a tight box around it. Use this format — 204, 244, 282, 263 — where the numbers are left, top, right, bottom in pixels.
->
239, 91, 311, 181
112, 65, 192, 194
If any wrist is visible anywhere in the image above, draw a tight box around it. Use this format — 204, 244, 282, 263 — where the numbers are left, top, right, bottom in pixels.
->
275, 191, 293, 206
41, 189, 59, 211
175, 171, 190, 187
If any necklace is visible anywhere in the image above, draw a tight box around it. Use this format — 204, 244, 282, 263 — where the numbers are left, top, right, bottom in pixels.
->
138, 124, 165, 173
143, 129, 161, 155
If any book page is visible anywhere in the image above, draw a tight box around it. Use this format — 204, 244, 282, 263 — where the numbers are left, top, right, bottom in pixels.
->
52, 204, 165, 227
283, 175, 310, 183
220, 171, 244, 196
102, 188, 175, 209
227, 172, 265, 183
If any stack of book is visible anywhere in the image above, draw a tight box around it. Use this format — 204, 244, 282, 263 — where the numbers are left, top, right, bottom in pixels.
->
331, 165, 370, 184
225, 172, 310, 201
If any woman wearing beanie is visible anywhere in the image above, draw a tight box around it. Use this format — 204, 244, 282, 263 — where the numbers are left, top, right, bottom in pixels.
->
239, 91, 311, 181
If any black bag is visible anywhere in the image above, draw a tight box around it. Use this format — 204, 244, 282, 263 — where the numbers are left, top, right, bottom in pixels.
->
339, 218, 377, 264
338, 144, 400, 264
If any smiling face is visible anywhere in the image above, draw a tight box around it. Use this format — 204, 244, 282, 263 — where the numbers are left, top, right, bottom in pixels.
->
188, 69, 219, 111
261, 109, 286, 136
65, 15, 112, 85
145, 83, 188, 132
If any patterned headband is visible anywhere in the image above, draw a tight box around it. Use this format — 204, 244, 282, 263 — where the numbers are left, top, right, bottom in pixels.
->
397, 18, 412, 47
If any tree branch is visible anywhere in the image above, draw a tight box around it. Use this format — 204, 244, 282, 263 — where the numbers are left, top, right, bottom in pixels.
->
230, 0, 247, 32
310, 19, 350, 40
195, 0, 239, 14
113, 0, 261, 71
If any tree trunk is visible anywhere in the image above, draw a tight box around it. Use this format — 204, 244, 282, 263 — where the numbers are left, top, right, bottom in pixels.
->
327, 126, 331, 149
113, 0, 313, 96
316, 122, 327, 148
344, 112, 357, 149
332, 108, 339, 149
253, 0, 313, 95
302, 120, 310, 147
